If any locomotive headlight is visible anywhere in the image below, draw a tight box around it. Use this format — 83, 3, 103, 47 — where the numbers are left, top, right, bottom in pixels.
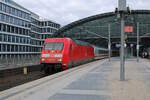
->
54, 54, 62, 58
41, 58, 45, 62
58, 59, 62, 62
42, 54, 50, 58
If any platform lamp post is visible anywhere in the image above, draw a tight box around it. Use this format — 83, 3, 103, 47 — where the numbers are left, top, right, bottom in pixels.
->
116, 0, 131, 81
120, 11, 126, 81
108, 24, 111, 61
137, 22, 140, 62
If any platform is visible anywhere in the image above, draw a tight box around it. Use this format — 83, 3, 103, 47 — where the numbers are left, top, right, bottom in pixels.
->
1, 58, 150, 100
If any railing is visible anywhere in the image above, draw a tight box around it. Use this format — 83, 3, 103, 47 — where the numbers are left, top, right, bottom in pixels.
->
0, 55, 40, 70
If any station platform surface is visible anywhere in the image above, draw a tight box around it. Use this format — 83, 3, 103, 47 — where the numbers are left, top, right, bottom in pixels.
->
1, 58, 150, 100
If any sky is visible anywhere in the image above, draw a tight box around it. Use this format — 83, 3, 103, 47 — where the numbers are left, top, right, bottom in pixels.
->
13, 0, 150, 26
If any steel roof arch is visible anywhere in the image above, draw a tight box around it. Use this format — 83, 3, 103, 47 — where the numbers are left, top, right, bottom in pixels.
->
57, 10, 150, 34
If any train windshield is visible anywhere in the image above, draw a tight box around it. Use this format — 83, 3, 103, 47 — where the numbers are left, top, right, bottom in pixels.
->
44, 42, 64, 50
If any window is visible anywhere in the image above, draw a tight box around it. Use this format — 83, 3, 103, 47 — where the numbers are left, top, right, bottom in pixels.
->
25, 38, 27, 44
6, 5, 9, 13
16, 19, 19, 25
52, 24, 54, 27
4, 34, 7, 42
22, 46, 25, 52
27, 30, 29, 36
15, 27, 18, 34
27, 38, 30, 44
16, 27, 20, 34
12, 8, 15, 15
0, 3, 2, 11
0, 44, 1, 52
7, 44, 10, 52
8, 35, 11, 42
19, 45, 22, 52
25, 13, 27, 19
45, 42, 64, 50
3, 44, 6, 52
48, 22, 52, 26
25, 13, 29, 19
26, 46, 28, 52
41, 22, 44, 26
19, 28, 22, 35
15, 9, 18, 16
22, 38, 24, 43
0, 23, 2, 31
16, 36, 19, 43
21, 20, 24, 26
25, 22, 28, 27
8, 7, 11, 14
0, 14, 1, 21
28, 14, 30, 20
12, 36, 15, 43
0, 34, 2, 41
10, 16, 13, 24
42, 28, 46, 33
18, 11, 21, 17
47, 28, 50, 32
23, 38, 25, 43
20, 20, 22, 26
45, 22, 47, 26
49, 29, 51, 33
12, 17, 15, 24
20, 37, 22, 43
22, 29, 25, 35
15, 45, 18, 52
3, 24, 6, 32
2, 4, 6, 12
14, 18, 17, 25
22, 12, 25, 19
6, 15, 9, 23
11, 26, 15, 33
11, 45, 14, 52
21, 46, 23, 52
7, 25, 11, 32
1, 14, 5, 21
51, 29, 54, 33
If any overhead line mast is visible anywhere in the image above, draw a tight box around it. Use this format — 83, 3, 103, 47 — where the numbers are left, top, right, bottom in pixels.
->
115, 0, 131, 81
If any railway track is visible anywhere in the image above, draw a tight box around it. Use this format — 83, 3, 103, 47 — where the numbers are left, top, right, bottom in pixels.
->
0, 71, 45, 92
0, 59, 107, 99
0, 65, 46, 92
0, 60, 93, 92
0, 58, 107, 92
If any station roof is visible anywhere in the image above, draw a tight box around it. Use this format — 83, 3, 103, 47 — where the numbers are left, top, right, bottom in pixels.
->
57, 10, 150, 36
56, 10, 150, 48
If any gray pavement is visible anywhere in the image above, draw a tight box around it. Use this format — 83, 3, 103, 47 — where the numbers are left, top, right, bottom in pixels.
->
1, 58, 150, 100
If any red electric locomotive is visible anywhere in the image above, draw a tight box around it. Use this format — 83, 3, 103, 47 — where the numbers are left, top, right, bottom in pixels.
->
40, 38, 94, 74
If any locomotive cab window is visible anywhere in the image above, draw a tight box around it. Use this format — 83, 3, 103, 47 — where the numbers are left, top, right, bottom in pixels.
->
44, 42, 64, 50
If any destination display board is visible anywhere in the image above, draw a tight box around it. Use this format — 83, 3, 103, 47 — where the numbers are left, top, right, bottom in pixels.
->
124, 26, 133, 33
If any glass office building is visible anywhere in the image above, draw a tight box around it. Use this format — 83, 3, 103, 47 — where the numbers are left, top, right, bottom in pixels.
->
0, 0, 60, 69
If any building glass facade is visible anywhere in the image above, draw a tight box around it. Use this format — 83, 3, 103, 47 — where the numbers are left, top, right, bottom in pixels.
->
0, 0, 60, 69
